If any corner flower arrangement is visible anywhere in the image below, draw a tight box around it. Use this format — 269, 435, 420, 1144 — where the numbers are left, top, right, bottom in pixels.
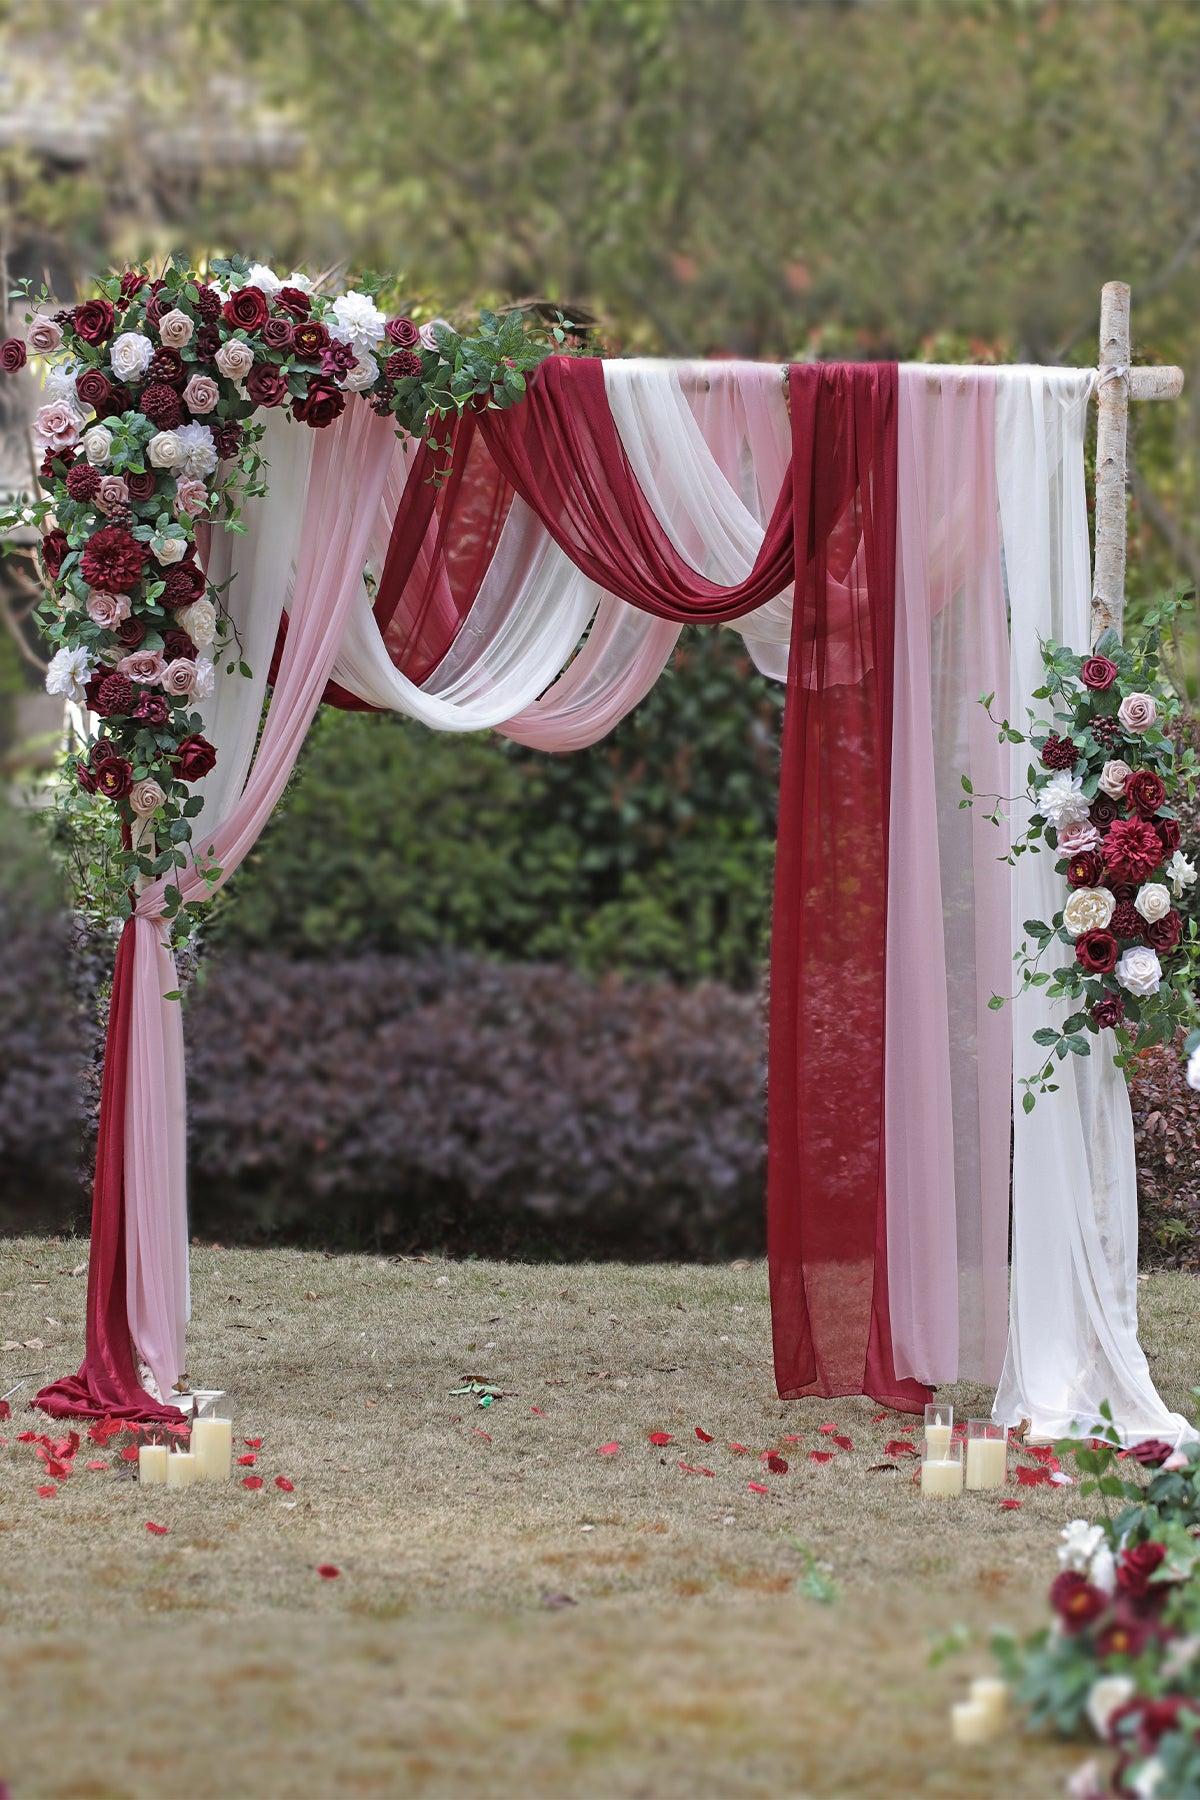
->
0, 256, 569, 940
967, 596, 1200, 1110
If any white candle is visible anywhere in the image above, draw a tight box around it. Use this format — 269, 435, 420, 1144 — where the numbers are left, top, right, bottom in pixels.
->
920, 1457, 963, 1498
166, 1450, 197, 1489
951, 1700, 998, 1745
138, 1444, 168, 1485
965, 1436, 1007, 1490
925, 1423, 952, 1459
969, 1677, 1008, 1732
191, 1416, 233, 1481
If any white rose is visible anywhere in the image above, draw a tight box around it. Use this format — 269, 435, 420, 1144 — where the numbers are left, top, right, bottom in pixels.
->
174, 423, 217, 479
1085, 1674, 1135, 1741
1187, 1045, 1200, 1093
82, 424, 114, 466
45, 644, 95, 704
215, 339, 255, 381
1037, 771, 1090, 829
1058, 1519, 1105, 1572
1167, 850, 1197, 901
1116, 946, 1163, 997
285, 270, 314, 294
330, 289, 386, 354
177, 598, 216, 647
148, 430, 184, 468
1089, 1542, 1116, 1597
247, 262, 282, 298
1062, 887, 1115, 938
342, 355, 379, 393
1134, 883, 1171, 924
153, 535, 187, 565
191, 655, 216, 700
1098, 759, 1132, 800
110, 331, 154, 383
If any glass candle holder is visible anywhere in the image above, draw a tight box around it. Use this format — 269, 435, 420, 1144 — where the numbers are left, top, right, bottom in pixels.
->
165, 1446, 197, 1490
965, 1420, 1008, 1491
924, 1402, 954, 1461
919, 1434, 963, 1499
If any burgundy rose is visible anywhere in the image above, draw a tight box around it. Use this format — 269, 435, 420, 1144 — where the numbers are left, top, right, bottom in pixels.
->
1110, 899, 1141, 939
1090, 793, 1120, 831
66, 463, 101, 502
174, 733, 217, 782
1157, 818, 1182, 857
292, 375, 345, 430
133, 691, 169, 726
92, 381, 133, 422
1049, 1571, 1108, 1633
291, 319, 329, 359
1067, 851, 1104, 888
141, 382, 183, 430
1103, 816, 1164, 884
275, 285, 312, 320
385, 316, 420, 348
1145, 910, 1183, 953
80, 524, 148, 594
1094, 1610, 1150, 1660
1080, 655, 1119, 691
89, 737, 120, 766
75, 367, 113, 411
126, 469, 158, 502
1076, 929, 1120, 976
1116, 1697, 1200, 1751
1116, 1540, 1168, 1602
260, 315, 295, 351
40, 528, 69, 579
75, 759, 98, 794
1125, 768, 1167, 817
212, 420, 243, 460
1108, 881, 1137, 905
222, 286, 270, 333
1091, 715, 1122, 751
194, 284, 222, 324
0, 337, 27, 373
245, 363, 289, 408
94, 756, 133, 800
115, 616, 146, 649
196, 324, 221, 361
146, 345, 185, 387
118, 270, 147, 305
163, 629, 197, 661
163, 563, 206, 607
93, 671, 136, 717
1091, 995, 1125, 1030
144, 283, 168, 326
72, 298, 115, 345
320, 339, 357, 377
1039, 732, 1079, 771
39, 446, 73, 484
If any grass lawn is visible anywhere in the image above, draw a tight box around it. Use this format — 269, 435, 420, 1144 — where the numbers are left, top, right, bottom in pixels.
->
1, 1237, 1196, 1798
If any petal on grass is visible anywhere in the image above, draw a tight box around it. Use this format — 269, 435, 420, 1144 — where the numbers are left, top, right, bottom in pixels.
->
275, 1476, 295, 1492
236, 1453, 257, 1466
37, 1484, 57, 1498
747, 1481, 769, 1494
999, 1498, 1023, 1510
694, 1427, 715, 1444
242, 1475, 264, 1490
145, 1521, 169, 1535
316, 1564, 340, 1579
596, 1442, 621, 1456
648, 1432, 673, 1447
85, 1460, 108, 1472
764, 1453, 788, 1475
808, 1451, 834, 1464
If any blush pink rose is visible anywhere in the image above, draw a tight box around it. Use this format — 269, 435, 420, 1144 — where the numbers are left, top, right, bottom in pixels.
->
95, 474, 130, 515
1117, 692, 1157, 734
161, 657, 198, 696
157, 309, 194, 349
34, 400, 82, 451
215, 339, 254, 381
1057, 819, 1102, 858
183, 373, 219, 414
129, 778, 166, 816
86, 590, 131, 629
173, 476, 209, 518
27, 316, 64, 354
117, 649, 167, 685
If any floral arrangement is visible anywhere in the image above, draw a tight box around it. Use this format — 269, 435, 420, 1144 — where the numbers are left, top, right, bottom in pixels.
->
990, 1408, 1200, 1798
969, 598, 1200, 1106
0, 256, 568, 938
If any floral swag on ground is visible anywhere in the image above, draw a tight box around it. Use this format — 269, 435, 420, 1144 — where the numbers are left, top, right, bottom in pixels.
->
0, 255, 568, 935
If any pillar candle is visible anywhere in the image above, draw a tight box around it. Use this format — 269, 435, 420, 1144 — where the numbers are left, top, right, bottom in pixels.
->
166, 1450, 197, 1489
951, 1700, 998, 1745
920, 1457, 963, 1498
965, 1436, 1007, 1491
968, 1678, 1008, 1732
925, 1422, 952, 1459
192, 1416, 233, 1481
138, 1444, 168, 1485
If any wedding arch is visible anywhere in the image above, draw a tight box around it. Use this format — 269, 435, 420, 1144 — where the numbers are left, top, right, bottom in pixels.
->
4, 261, 1195, 1445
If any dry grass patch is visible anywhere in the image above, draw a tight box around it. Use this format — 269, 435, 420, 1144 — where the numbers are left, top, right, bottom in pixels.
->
0, 1237, 1196, 1797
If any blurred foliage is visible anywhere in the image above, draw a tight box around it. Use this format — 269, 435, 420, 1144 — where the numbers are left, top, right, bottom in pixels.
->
211, 630, 780, 987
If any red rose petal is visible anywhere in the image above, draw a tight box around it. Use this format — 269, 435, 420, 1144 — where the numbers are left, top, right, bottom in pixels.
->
242, 1475, 264, 1490
1015, 1464, 1052, 1486
473, 1428, 492, 1441
275, 1476, 294, 1491
808, 1450, 834, 1463
316, 1564, 340, 1579
145, 1521, 169, 1535
37, 1484, 57, 1498
0, 1400, 10, 1421
694, 1426, 715, 1444
1023, 1444, 1057, 1463
677, 1461, 714, 1476
648, 1431, 674, 1447
236, 1452, 257, 1466
818, 1422, 839, 1434
999, 1498, 1023, 1510
872, 1411, 889, 1423
243, 1437, 263, 1449
831, 1434, 854, 1453
120, 1444, 140, 1462
44, 1458, 71, 1480
597, 1442, 621, 1456
764, 1453, 789, 1474
85, 1459, 108, 1471
747, 1480, 769, 1494
530, 1406, 546, 1416
728, 1442, 751, 1455
782, 1433, 805, 1444
884, 1440, 920, 1459
17, 1431, 39, 1443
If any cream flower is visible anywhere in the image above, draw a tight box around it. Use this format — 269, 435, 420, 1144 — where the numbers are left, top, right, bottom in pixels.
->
1057, 820, 1101, 858
129, 778, 166, 817
27, 315, 63, 354
247, 262, 282, 298
1116, 945, 1162, 997
177, 597, 216, 647
1167, 850, 1197, 900
183, 373, 219, 415
1038, 771, 1090, 829
1188, 1046, 1200, 1093
330, 289, 386, 353
1062, 887, 1115, 938
1118, 692, 1157, 734
191, 655, 215, 700
157, 308, 194, 349
342, 355, 380, 393
82, 424, 114, 466
284, 269, 313, 294
1085, 1674, 1135, 1741
148, 430, 184, 468
1134, 882, 1171, 924
153, 535, 188, 566
86, 590, 130, 629
110, 330, 154, 383
45, 644, 95, 703
215, 338, 254, 381
174, 423, 217, 479
1098, 759, 1132, 800
1058, 1519, 1106, 1573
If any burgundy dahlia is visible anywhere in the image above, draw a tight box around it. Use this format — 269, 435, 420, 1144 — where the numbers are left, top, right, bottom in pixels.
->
246, 363, 288, 408
140, 382, 183, 430
1091, 995, 1125, 1030
174, 732, 217, 781
40, 528, 69, 579
222, 286, 270, 333
260, 316, 294, 352
75, 367, 113, 411
162, 563, 205, 608
66, 463, 101, 502
1103, 816, 1164, 885
386, 348, 422, 382
133, 692, 169, 726
94, 756, 133, 800
194, 284, 222, 323
146, 345, 185, 387
0, 337, 27, 373
275, 285, 312, 320
80, 524, 148, 594
385, 316, 420, 349
1110, 900, 1141, 939
93, 671, 136, 717
291, 319, 329, 359
72, 298, 115, 345
1067, 851, 1104, 888
1050, 1571, 1108, 1633
1080, 655, 1119, 691
292, 375, 345, 429
1125, 768, 1167, 817
1039, 732, 1079, 771
1075, 929, 1120, 976
1145, 910, 1183, 953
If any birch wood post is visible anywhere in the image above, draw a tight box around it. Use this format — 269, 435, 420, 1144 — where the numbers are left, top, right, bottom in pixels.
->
1092, 282, 1185, 644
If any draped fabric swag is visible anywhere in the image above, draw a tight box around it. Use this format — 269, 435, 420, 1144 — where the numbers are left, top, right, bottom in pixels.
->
35, 355, 1189, 1447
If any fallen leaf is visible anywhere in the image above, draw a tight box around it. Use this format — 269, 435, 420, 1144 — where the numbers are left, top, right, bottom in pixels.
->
596, 1442, 621, 1456
747, 1480, 769, 1494
275, 1476, 294, 1492
867, 1462, 900, 1473
316, 1564, 340, 1579
23, 1338, 44, 1351
2, 1340, 21, 1351
145, 1521, 169, 1535
647, 1431, 673, 1447
242, 1475, 264, 1490
694, 1426, 715, 1444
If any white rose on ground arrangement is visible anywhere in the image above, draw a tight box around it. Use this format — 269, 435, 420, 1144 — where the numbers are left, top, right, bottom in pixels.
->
174, 423, 218, 479
177, 598, 217, 646
1134, 882, 1172, 924
1098, 759, 1133, 800
1062, 887, 1115, 937
148, 430, 184, 468
1115, 945, 1163, 997
1084, 1674, 1136, 1740
82, 424, 113, 466
330, 289, 387, 353
1167, 850, 1197, 900
1188, 1045, 1200, 1093
44, 645, 95, 704
1038, 771, 1091, 828
109, 331, 154, 383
